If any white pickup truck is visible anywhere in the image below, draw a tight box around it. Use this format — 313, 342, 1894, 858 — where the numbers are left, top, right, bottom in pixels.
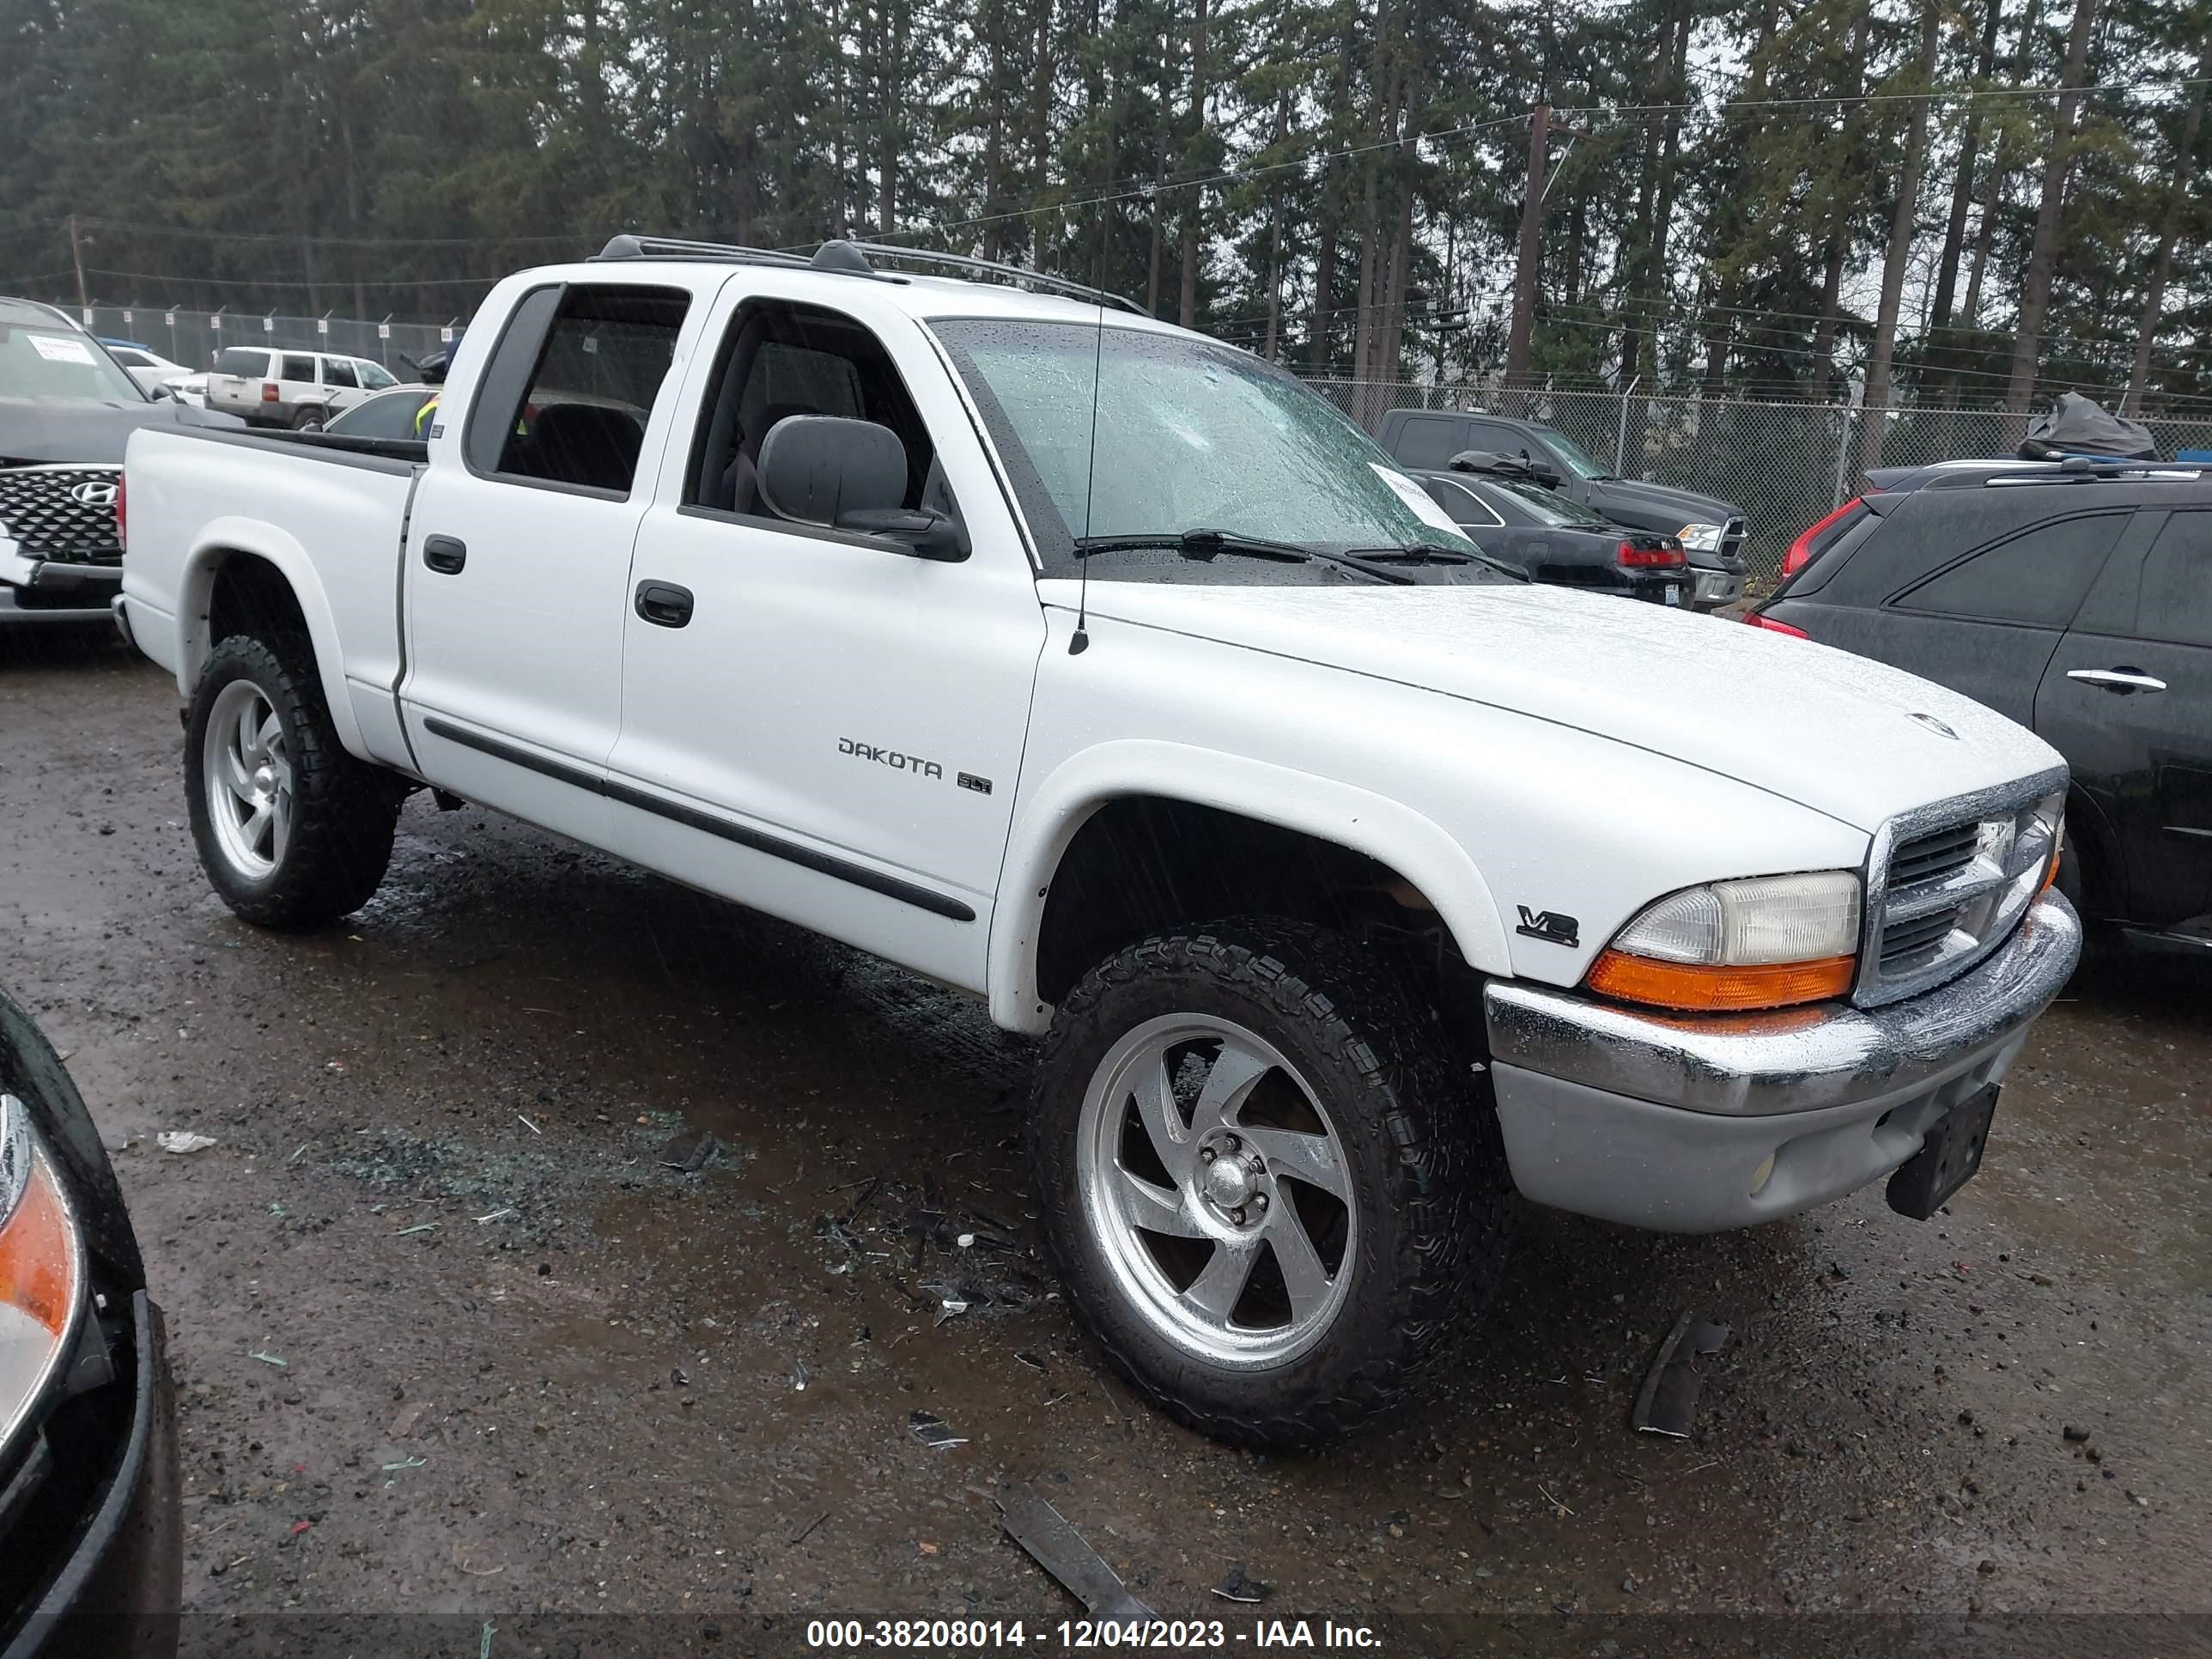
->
118, 237, 2081, 1446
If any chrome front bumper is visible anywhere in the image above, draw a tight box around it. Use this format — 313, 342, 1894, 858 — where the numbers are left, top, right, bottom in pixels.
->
1481, 893, 2081, 1232
1688, 566, 1742, 608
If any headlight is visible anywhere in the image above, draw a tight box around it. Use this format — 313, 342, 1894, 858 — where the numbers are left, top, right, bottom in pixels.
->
1, 1092, 85, 1451
1586, 871, 1863, 1011
1678, 522, 1725, 552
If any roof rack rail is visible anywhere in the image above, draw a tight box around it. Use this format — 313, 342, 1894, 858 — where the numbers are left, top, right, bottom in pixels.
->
593, 234, 818, 270
592, 232, 1149, 314
832, 241, 1148, 314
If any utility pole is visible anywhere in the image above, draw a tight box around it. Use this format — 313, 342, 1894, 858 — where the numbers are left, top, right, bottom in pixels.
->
67, 214, 88, 310
1504, 104, 1549, 390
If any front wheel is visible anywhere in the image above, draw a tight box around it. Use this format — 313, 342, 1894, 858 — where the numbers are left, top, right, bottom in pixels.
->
1030, 921, 1508, 1448
185, 635, 400, 928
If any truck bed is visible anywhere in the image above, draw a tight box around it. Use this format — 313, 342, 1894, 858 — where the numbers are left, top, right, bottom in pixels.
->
121, 421, 426, 771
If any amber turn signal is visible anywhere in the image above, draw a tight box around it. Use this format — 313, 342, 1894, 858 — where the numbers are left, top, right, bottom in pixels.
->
1585, 949, 1857, 1012
0, 1157, 76, 1337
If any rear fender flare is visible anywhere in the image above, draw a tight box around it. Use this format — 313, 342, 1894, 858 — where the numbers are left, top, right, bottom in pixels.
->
174, 520, 362, 756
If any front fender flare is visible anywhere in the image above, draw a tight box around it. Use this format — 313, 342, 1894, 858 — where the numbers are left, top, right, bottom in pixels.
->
987, 738, 1512, 1035
174, 519, 363, 757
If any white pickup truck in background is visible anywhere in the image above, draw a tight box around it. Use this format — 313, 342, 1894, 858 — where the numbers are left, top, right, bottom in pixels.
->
118, 237, 2081, 1446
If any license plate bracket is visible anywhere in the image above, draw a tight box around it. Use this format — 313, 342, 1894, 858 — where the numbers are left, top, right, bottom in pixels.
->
1887, 1085, 1999, 1220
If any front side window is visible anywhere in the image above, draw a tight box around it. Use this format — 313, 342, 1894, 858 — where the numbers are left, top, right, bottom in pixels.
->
358, 361, 397, 390
686, 301, 943, 525
474, 284, 689, 496
931, 319, 1474, 577
322, 359, 358, 389
2136, 512, 2212, 649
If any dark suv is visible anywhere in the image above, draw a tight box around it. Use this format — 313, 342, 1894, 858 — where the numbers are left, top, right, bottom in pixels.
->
1753, 459, 2212, 952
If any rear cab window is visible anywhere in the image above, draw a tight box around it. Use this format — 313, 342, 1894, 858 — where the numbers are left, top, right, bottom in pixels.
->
465, 283, 690, 499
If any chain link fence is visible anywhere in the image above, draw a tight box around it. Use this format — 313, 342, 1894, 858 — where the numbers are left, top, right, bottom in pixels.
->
68, 303, 464, 380
61, 300, 2212, 589
1306, 380, 2212, 588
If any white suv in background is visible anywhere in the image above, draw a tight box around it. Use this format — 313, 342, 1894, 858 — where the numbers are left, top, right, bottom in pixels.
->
204, 346, 398, 430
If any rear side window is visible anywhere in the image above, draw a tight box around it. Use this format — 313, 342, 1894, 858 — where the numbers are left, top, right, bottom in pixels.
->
1390, 416, 1471, 471
470, 283, 689, 496
2136, 512, 2212, 648
1421, 476, 1502, 526
1892, 513, 2124, 628
216, 348, 270, 377
281, 354, 316, 382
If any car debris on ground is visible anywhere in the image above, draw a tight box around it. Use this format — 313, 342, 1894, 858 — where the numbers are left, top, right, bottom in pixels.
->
1632, 1310, 1732, 1438
994, 1482, 1156, 1621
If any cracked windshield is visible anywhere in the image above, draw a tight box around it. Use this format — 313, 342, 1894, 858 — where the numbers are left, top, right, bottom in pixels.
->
932, 318, 1475, 568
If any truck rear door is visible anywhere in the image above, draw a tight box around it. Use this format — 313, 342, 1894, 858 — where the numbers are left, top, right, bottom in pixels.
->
396, 280, 700, 848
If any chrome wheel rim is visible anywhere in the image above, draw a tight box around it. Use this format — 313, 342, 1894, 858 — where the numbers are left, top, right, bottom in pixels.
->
1076, 1013, 1357, 1368
203, 679, 292, 881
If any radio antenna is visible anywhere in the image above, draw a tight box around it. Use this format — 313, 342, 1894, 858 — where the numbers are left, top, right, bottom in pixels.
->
1070, 289, 1106, 656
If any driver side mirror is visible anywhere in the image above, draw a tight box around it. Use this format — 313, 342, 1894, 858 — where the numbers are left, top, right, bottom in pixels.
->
757, 414, 969, 562
1528, 457, 1561, 488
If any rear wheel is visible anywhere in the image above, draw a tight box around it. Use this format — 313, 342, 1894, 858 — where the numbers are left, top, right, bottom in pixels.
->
292, 407, 325, 432
1030, 920, 1508, 1448
185, 635, 399, 927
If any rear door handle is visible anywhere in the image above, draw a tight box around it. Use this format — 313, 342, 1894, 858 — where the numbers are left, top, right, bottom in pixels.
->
2067, 667, 2166, 694
423, 534, 467, 574
635, 580, 695, 629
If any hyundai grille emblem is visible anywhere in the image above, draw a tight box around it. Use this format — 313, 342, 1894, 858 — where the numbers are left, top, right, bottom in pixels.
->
1905, 712, 1960, 741
69, 480, 120, 508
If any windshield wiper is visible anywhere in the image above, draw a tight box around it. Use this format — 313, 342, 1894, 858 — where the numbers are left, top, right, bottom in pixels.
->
1072, 528, 1413, 585
1350, 543, 1528, 582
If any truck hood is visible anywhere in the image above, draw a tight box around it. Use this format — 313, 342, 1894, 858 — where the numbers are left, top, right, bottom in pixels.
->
0, 396, 239, 466
1060, 580, 2062, 833
1583, 477, 1742, 565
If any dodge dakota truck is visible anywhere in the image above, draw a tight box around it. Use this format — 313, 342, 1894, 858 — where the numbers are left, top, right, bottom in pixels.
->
118, 237, 2081, 1446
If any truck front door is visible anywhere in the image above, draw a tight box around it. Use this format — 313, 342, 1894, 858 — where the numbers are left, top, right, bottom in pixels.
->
605, 282, 1047, 993
398, 280, 700, 846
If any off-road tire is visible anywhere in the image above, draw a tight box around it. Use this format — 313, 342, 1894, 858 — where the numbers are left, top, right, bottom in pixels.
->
1030, 918, 1509, 1449
185, 634, 400, 928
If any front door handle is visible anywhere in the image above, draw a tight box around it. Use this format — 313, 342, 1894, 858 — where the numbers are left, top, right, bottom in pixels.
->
634, 580, 695, 629
2067, 667, 2167, 694
423, 534, 466, 574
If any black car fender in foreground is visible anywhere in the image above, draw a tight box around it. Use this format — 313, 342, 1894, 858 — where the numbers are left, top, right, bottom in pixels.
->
0, 988, 180, 1659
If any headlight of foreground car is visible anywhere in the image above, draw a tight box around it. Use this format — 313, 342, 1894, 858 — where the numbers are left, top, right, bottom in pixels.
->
1, 1090, 85, 1453
1677, 522, 1725, 552
1587, 872, 1863, 1012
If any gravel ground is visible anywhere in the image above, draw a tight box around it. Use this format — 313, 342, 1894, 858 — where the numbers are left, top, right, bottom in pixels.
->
3, 635, 2207, 1656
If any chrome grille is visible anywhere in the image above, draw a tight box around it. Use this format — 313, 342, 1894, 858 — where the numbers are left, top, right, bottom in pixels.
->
1856, 769, 2068, 1008
0, 465, 123, 566
1889, 823, 1979, 889
1719, 516, 1748, 562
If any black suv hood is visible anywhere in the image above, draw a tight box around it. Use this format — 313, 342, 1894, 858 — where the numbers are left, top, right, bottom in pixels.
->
0, 396, 240, 466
